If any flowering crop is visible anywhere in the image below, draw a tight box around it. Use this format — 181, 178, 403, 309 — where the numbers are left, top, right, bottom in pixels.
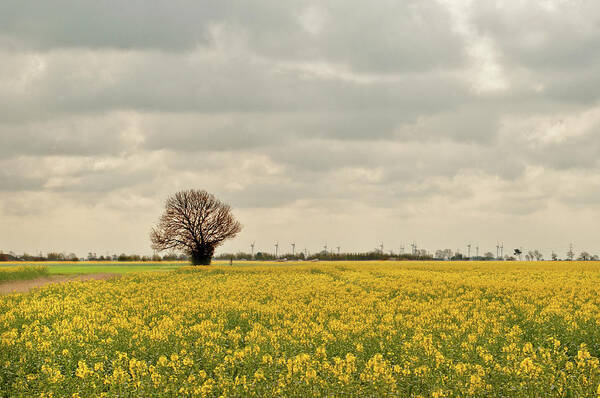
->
0, 265, 48, 282
2, 261, 600, 396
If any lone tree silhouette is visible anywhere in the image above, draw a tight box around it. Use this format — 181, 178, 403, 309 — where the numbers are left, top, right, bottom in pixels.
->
151, 189, 242, 265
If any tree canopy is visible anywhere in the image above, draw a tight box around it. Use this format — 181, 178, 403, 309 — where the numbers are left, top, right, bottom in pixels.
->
151, 189, 242, 265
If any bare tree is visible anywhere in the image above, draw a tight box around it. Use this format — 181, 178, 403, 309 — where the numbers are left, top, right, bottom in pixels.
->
151, 189, 242, 265
533, 250, 543, 261
525, 251, 534, 261
435, 249, 453, 260
578, 251, 591, 261
567, 246, 575, 261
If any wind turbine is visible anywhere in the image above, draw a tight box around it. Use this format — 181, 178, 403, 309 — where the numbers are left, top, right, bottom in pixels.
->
379, 242, 384, 254
336, 246, 340, 255
323, 242, 328, 254
275, 241, 279, 258
291, 242, 296, 256
467, 243, 471, 259
250, 242, 255, 259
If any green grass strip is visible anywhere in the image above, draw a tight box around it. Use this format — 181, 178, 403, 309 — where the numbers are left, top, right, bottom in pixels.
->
0, 265, 49, 282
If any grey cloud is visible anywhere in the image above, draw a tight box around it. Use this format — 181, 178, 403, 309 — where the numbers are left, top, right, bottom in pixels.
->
0, 49, 471, 119
528, 137, 600, 171
0, 192, 58, 216
497, 111, 600, 172
395, 105, 501, 144
0, 172, 45, 191
0, 1, 465, 74
481, 192, 550, 216
0, 118, 132, 157
471, 1, 600, 70
0, 0, 216, 51
0, 153, 159, 196
140, 113, 290, 152
49, 168, 157, 193
220, 183, 312, 208
544, 64, 600, 103
248, 1, 466, 73
469, 1, 600, 103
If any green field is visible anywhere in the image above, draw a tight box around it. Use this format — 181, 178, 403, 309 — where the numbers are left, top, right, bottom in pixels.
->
0, 262, 183, 276
0, 260, 298, 277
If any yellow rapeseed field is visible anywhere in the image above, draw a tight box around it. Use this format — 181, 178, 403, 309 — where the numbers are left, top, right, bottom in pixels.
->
0, 265, 48, 282
2, 261, 600, 397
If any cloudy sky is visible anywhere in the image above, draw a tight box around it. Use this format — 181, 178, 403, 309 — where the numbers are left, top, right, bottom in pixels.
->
1, 0, 599, 258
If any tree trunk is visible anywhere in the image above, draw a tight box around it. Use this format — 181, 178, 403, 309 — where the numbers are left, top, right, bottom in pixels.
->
191, 245, 214, 265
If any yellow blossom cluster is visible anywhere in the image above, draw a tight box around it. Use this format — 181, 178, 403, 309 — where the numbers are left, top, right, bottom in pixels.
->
2, 261, 600, 396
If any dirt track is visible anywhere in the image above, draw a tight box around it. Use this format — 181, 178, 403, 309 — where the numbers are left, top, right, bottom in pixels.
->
0, 273, 120, 295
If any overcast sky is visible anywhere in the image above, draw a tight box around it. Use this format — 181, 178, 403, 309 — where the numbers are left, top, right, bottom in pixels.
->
1, 0, 600, 258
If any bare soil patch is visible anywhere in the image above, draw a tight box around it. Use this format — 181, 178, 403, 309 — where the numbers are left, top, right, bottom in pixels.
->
0, 273, 120, 295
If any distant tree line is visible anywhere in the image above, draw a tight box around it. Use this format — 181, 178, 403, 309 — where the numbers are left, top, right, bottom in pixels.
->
0, 251, 189, 262
215, 248, 600, 262
2, 248, 598, 263
215, 251, 434, 261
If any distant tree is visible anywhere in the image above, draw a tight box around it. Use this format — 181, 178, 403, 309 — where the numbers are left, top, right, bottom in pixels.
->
551, 252, 558, 261
483, 252, 494, 260
416, 249, 429, 258
567, 247, 575, 261
434, 249, 453, 260
533, 250, 543, 261
451, 252, 464, 260
151, 189, 242, 265
578, 252, 591, 261
47, 252, 64, 261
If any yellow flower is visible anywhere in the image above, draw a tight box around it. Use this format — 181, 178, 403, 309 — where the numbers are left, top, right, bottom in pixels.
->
157, 356, 168, 366
254, 369, 266, 382
75, 361, 92, 379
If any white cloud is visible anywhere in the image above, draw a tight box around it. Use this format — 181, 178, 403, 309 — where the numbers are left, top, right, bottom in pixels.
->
298, 5, 327, 36
439, 0, 509, 94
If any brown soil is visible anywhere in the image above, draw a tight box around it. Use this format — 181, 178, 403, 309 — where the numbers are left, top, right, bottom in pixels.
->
0, 273, 120, 295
